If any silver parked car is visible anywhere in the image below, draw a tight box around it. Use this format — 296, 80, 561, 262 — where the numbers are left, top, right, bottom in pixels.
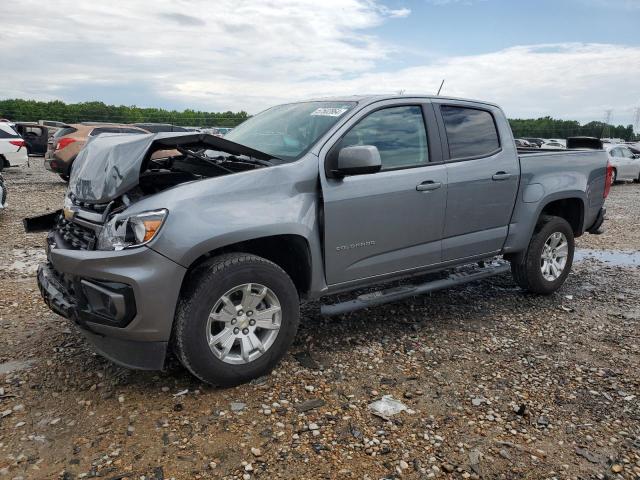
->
606, 144, 640, 183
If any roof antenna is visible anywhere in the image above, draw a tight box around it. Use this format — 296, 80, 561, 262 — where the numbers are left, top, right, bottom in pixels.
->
437, 79, 445, 96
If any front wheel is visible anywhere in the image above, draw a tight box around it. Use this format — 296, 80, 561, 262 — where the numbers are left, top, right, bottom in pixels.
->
174, 253, 300, 386
510, 215, 574, 295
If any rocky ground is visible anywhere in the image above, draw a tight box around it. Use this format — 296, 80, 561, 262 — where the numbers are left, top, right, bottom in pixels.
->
0, 160, 639, 480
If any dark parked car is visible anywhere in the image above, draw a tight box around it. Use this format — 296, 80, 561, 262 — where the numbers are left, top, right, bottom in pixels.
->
14, 123, 49, 155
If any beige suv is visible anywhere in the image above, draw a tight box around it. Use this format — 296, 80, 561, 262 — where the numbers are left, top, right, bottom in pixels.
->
45, 123, 149, 180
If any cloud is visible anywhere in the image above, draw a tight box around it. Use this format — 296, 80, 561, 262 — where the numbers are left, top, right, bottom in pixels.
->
158, 12, 207, 27
0, 1, 639, 126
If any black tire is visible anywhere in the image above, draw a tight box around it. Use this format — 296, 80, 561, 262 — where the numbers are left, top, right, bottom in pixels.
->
0, 156, 5, 172
174, 253, 300, 386
510, 215, 574, 295
611, 168, 617, 184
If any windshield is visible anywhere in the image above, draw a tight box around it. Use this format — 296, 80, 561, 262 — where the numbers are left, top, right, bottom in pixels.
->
225, 101, 356, 161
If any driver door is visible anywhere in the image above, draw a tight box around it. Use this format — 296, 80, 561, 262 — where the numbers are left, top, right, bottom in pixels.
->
320, 101, 447, 286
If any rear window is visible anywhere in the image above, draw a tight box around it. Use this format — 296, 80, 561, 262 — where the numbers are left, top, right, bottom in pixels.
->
0, 124, 19, 138
441, 106, 500, 159
53, 127, 77, 138
118, 128, 147, 134
90, 127, 128, 136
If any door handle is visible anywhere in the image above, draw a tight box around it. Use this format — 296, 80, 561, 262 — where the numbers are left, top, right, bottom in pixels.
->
416, 180, 442, 192
492, 172, 512, 181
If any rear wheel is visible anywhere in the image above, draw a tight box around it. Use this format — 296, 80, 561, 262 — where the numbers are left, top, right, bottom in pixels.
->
510, 215, 574, 295
174, 253, 300, 386
0, 156, 6, 172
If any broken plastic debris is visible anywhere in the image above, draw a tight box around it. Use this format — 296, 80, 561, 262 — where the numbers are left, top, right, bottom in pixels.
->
367, 395, 408, 417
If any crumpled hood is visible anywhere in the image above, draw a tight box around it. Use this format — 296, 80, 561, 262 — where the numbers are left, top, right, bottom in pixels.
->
70, 133, 157, 203
69, 132, 275, 204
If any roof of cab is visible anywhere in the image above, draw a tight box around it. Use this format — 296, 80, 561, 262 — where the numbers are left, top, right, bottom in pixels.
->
300, 94, 501, 109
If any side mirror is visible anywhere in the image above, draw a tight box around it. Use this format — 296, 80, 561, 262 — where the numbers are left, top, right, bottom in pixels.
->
334, 145, 382, 176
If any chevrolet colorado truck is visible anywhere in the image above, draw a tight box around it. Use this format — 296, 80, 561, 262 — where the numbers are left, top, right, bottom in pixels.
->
32, 95, 611, 386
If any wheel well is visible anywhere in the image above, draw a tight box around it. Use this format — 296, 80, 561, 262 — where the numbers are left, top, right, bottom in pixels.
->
540, 198, 584, 236
184, 235, 313, 295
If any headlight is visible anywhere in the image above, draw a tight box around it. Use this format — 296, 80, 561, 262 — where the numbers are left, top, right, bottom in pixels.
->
97, 209, 168, 251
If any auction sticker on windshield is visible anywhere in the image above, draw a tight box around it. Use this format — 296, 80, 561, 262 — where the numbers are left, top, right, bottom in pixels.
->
310, 107, 349, 117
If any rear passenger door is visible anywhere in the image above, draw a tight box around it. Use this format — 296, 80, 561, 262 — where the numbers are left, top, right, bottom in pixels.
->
435, 102, 519, 261
320, 101, 447, 285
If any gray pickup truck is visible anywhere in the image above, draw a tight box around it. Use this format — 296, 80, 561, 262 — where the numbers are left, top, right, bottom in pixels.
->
33, 95, 611, 386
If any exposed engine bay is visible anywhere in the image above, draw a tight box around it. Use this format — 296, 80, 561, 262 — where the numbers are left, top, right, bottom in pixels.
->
67, 132, 278, 204
137, 145, 272, 196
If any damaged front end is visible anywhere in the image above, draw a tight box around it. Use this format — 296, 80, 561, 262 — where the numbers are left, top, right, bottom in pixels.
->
27, 132, 278, 369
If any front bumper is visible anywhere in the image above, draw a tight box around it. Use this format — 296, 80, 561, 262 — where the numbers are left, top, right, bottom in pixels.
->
37, 244, 187, 370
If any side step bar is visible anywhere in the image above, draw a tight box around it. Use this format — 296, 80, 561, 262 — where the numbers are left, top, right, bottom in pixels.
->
320, 262, 511, 316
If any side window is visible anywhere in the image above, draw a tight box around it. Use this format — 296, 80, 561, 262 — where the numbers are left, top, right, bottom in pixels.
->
441, 105, 500, 159
336, 106, 429, 170
610, 148, 620, 157
621, 148, 633, 158
0, 126, 19, 138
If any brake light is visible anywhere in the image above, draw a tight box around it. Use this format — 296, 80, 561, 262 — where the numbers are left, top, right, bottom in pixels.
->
56, 137, 76, 151
9, 139, 25, 148
603, 161, 613, 198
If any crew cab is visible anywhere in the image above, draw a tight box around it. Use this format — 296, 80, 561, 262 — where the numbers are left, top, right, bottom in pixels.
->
31, 95, 610, 386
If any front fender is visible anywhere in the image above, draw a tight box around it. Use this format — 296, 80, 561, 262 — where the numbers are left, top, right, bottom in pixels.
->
124, 153, 323, 271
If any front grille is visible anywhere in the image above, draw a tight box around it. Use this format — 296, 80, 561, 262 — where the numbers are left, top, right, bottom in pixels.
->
68, 193, 109, 213
54, 216, 97, 250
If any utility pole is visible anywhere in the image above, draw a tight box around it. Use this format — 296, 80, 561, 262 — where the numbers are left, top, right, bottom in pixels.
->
602, 110, 612, 139
633, 107, 640, 137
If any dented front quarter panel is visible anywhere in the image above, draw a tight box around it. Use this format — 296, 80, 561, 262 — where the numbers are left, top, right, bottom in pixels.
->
126, 152, 327, 295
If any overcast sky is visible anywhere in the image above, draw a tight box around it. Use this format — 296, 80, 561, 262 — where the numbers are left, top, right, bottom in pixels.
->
2, 0, 640, 127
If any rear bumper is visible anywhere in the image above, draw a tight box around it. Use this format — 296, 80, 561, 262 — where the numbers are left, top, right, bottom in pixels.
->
44, 155, 68, 174
37, 244, 187, 370
3, 150, 28, 167
586, 207, 606, 234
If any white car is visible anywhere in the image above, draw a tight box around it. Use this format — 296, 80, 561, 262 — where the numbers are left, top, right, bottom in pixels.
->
0, 123, 28, 170
606, 144, 640, 183
540, 141, 566, 149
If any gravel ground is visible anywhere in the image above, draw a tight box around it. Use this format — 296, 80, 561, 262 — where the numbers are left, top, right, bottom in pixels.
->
0, 161, 639, 480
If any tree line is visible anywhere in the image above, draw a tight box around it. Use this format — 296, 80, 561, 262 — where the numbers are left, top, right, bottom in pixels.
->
0, 99, 249, 127
509, 116, 637, 141
0, 99, 637, 140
